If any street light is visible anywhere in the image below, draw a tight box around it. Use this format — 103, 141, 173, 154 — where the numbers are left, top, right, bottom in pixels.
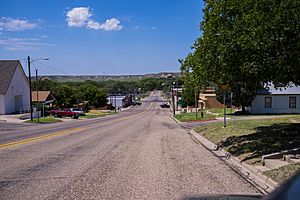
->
27, 56, 49, 121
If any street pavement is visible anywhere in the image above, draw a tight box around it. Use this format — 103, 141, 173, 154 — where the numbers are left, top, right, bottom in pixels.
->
0, 91, 261, 199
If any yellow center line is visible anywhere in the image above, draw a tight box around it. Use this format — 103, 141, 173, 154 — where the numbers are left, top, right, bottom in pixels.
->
0, 128, 83, 150
0, 101, 156, 150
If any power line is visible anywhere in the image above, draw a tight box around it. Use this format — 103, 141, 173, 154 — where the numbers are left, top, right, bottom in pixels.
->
35, 61, 86, 82
32, 62, 38, 71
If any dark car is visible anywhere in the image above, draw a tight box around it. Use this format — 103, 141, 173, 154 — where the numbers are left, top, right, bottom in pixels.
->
50, 109, 80, 119
160, 103, 170, 108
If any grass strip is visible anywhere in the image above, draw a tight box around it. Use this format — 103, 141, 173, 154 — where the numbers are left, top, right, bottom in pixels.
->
175, 112, 216, 122
263, 162, 300, 183
82, 110, 115, 119
194, 116, 300, 164
24, 116, 62, 124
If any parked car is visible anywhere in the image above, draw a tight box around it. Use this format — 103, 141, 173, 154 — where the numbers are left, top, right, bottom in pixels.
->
50, 109, 80, 119
160, 103, 170, 108
70, 108, 85, 116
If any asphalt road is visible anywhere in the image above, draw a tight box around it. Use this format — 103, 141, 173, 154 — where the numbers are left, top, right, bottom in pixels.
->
0, 91, 261, 199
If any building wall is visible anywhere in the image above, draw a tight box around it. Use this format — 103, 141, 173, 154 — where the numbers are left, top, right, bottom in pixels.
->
0, 95, 4, 114
205, 96, 224, 109
107, 96, 125, 108
3, 65, 30, 114
248, 95, 300, 114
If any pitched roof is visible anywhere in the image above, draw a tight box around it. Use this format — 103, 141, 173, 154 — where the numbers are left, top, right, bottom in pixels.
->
257, 83, 300, 95
0, 60, 20, 95
32, 91, 55, 102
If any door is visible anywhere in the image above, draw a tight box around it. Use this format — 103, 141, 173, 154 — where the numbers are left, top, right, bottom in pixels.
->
14, 95, 23, 113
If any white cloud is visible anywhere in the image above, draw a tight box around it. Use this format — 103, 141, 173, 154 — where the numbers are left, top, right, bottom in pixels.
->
98, 18, 123, 31
0, 17, 37, 31
0, 37, 55, 51
66, 7, 123, 31
66, 7, 92, 27
87, 20, 101, 30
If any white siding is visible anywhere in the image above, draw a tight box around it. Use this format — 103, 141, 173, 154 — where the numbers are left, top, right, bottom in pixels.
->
107, 96, 125, 108
3, 66, 30, 114
0, 95, 4, 114
248, 95, 300, 114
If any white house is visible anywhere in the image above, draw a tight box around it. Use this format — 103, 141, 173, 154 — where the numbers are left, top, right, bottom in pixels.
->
0, 60, 30, 114
107, 96, 125, 108
247, 83, 300, 114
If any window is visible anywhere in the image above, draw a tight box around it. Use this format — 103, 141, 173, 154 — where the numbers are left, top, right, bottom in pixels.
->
289, 97, 296, 108
265, 97, 272, 108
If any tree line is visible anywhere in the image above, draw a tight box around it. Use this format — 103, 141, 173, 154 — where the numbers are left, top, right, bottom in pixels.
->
181, 0, 300, 112
32, 77, 177, 108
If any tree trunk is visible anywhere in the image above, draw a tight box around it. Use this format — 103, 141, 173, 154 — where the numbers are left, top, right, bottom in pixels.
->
241, 104, 246, 113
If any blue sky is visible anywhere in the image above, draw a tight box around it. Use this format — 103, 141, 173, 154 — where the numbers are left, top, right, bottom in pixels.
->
0, 0, 203, 75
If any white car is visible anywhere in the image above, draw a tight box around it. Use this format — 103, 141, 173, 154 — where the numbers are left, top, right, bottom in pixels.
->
70, 108, 85, 116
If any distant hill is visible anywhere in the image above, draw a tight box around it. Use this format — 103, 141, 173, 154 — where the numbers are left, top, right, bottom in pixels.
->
40, 72, 180, 82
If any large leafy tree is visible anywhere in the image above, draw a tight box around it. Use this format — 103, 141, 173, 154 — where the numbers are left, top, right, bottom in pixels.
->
77, 83, 107, 107
53, 84, 76, 107
180, 46, 207, 107
186, 0, 300, 111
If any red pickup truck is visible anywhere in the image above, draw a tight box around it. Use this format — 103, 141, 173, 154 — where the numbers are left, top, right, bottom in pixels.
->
50, 109, 79, 119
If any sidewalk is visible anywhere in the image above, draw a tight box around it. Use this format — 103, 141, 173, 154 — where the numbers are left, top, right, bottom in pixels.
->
0, 114, 73, 123
0, 114, 27, 123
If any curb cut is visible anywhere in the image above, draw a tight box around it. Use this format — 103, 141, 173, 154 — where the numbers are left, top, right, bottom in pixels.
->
189, 130, 278, 194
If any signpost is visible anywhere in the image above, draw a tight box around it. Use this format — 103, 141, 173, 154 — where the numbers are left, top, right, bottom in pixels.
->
220, 84, 230, 128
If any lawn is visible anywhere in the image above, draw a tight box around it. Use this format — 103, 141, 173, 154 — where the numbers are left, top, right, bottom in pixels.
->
263, 162, 300, 183
206, 108, 235, 116
81, 110, 114, 119
175, 112, 216, 122
24, 116, 62, 123
195, 116, 300, 164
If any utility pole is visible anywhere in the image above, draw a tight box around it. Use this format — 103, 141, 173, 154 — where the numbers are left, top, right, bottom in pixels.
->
27, 56, 49, 122
230, 92, 233, 114
36, 69, 39, 123
114, 95, 117, 113
223, 93, 227, 127
172, 82, 175, 116
195, 92, 198, 120
28, 56, 33, 121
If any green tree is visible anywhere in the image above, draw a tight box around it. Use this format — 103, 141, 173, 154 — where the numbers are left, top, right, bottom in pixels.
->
180, 40, 208, 108
186, 0, 300, 112
53, 84, 76, 107
77, 84, 107, 107
32, 78, 58, 91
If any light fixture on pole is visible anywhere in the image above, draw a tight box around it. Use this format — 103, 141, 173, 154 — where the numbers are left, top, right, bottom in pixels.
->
27, 56, 49, 121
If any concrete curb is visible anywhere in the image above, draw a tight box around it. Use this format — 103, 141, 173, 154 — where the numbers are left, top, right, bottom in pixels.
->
189, 130, 278, 194
170, 115, 185, 124
121, 106, 133, 112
